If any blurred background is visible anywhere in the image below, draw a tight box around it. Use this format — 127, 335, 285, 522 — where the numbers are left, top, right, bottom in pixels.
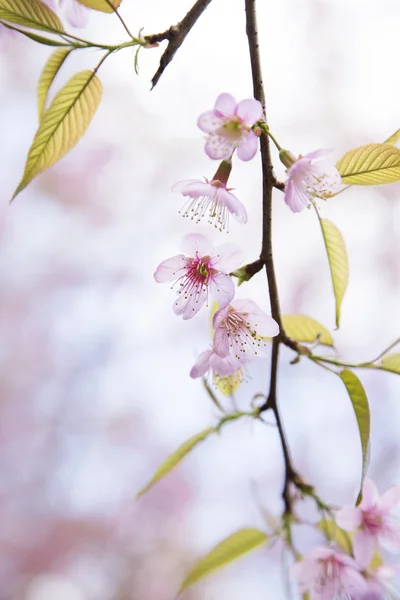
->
1, 0, 400, 598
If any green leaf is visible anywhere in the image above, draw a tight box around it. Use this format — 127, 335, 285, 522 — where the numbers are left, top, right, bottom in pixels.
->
12, 69, 102, 200
384, 128, 400, 145
339, 370, 370, 502
0, 0, 64, 33
282, 315, 333, 347
137, 427, 216, 498
76, 0, 122, 12
319, 219, 349, 328
317, 518, 352, 554
0, 20, 68, 44
37, 48, 72, 119
381, 353, 400, 374
180, 529, 267, 592
336, 143, 400, 185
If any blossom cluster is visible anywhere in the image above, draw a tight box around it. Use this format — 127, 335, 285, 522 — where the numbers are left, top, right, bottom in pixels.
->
153, 93, 344, 386
291, 478, 400, 599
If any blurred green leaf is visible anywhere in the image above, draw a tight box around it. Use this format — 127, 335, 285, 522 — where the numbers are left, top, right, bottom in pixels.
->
319, 219, 349, 328
137, 427, 216, 498
339, 370, 370, 502
76, 0, 122, 12
317, 518, 352, 554
336, 143, 400, 185
381, 353, 400, 374
384, 128, 400, 145
180, 529, 267, 592
37, 48, 72, 119
13, 70, 102, 199
0, 0, 64, 33
282, 315, 333, 347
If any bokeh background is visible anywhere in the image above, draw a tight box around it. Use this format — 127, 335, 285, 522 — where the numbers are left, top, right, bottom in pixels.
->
1, 0, 400, 598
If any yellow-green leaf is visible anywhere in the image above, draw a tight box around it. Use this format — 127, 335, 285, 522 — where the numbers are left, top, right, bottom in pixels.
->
317, 518, 352, 554
137, 427, 216, 498
0, 0, 63, 33
339, 370, 370, 502
282, 315, 333, 347
13, 70, 102, 200
384, 128, 400, 145
319, 219, 348, 328
336, 143, 400, 185
180, 529, 267, 592
381, 353, 400, 374
37, 48, 72, 119
76, 0, 122, 12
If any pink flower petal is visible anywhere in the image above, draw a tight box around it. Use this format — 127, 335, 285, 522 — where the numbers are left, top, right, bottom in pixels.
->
237, 132, 259, 161
377, 485, 400, 512
213, 326, 230, 357
361, 479, 380, 510
303, 148, 332, 161
212, 242, 244, 272
212, 306, 229, 330
174, 180, 214, 198
236, 98, 263, 126
180, 233, 214, 258
63, 0, 89, 28
214, 93, 237, 116
217, 189, 248, 223
190, 350, 212, 378
353, 530, 376, 568
379, 523, 400, 553
336, 505, 363, 531
209, 352, 241, 376
197, 111, 223, 133
284, 178, 309, 213
210, 273, 235, 308
153, 255, 188, 283
205, 136, 234, 160
173, 286, 207, 320
171, 179, 203, 194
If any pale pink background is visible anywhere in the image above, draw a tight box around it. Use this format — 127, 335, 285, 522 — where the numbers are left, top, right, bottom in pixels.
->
0, 0, 400, 598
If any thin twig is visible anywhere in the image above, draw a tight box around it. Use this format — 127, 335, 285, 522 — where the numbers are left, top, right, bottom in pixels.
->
104, 0, 135, 40
245, 0, 299, 514
145, 0, 213, 88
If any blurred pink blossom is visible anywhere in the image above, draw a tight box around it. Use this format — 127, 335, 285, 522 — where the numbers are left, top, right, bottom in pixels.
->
197, 93, 262, 161
337, 478, 400, 568
190, 347, 242, 379
154, 233, 242, 320
291, 547, 367, 600
283, 149, 342, 213
212, 299, 279, 361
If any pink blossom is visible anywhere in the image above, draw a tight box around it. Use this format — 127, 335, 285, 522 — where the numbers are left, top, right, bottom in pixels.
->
337, 478, 400, 568
153, 233, 243, 320
291, 547, 367, 600
198, 93, 263, 161
283, 149, 342, 213
212, 299, 279, 361
190, 348, 242, 379
355, 565, 398, 600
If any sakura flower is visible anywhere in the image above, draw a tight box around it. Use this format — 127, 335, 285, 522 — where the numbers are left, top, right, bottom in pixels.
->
337, 478, 400, 568
153, 233, 243, 320
198, 93, 263, 161
291, 547, 367, 600
174, 160, 247, 231
282, 149, 342, 213
356, 565, 398, 600
212, 299, 279, 361
190, 348, 242, 379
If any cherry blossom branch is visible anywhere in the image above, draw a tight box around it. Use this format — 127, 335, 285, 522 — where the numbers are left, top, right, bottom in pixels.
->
145, 0, 213, 88
245, 0, 300, 515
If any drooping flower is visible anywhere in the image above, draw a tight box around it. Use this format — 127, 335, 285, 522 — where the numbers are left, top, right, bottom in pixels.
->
190, 348, 242, 379
336, 478, 400, 568
281, 149, 342, 213
291, 547, 367, 600
153, 233, 243, 320
198, 93, 263, 161
212, 299, 279, 361
173, 160, 247, 231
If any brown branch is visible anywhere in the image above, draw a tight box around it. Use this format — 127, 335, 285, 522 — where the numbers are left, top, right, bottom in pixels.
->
145, 0, 213, 89
245, 0, 300, 514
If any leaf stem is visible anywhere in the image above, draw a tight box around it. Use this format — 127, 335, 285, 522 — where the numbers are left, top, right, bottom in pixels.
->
104, 0, 135, 40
